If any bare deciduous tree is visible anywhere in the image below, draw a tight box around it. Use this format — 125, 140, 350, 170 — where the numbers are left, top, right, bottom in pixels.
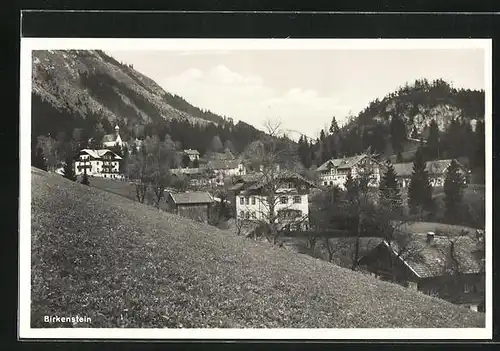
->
240, 119, 305, 245
127, 148, 149, 203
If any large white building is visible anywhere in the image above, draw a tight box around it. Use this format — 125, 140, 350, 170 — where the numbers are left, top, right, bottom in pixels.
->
230, 172, 316, 230
316, 154, 382, 189
393, 159, 469, 188
74, 149, 123, 179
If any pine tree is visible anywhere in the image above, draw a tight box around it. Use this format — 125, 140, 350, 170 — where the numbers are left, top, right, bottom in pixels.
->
444, 118, 462, 159
426, 119, 440, 160
444, 160, 465, 223
210, 135, 223, 153
181, 154, 191, 168
344, 171, 357, 201
62, 154, 77, 181
319, 129, 329, 163
396, 151, 403, 163
81, 168, 90, 185
471, 120, 485, 183
329, 116, 340, 134
329, 135, 338, 159
407, 147, 433, 215
390, 114, 407, 154
410, 126, 419, 139
32, 146, 47, 171
379, 161, 402, 212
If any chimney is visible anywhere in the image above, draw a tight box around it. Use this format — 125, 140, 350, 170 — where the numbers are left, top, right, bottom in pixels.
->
426, 232, 435, 245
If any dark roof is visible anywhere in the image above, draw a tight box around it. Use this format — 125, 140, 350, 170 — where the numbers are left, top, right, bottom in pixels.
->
393, 159, 467, 178
169, 191, 213, 205
228, 172, 264, 191
363, 233, 484, 279
245, 171, 318, 192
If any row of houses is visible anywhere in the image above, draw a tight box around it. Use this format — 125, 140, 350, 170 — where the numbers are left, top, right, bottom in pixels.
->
171, 159, 247, 187
77, 126, 484, 312
75, 125, 469, 190
316, 154, 469, 189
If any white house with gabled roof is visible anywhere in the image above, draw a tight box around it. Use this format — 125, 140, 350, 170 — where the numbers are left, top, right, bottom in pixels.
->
316, 153, 382, 189
74, 148, 123, 179
230, 172, 317, 230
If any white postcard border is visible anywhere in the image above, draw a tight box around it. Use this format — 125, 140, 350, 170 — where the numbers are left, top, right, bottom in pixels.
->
19, 38, 493, 340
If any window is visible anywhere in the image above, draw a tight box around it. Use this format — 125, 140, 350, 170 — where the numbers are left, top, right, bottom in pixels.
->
251, 212, 257, 219
293, 196, 302, 204
240, 197, 244, 205
240, 211, 245, 218
245, 197, 250, 205
280, 196, 288, 204
324, 181, 327, 186
245, 211, 250, 220
251, 197, 256, 205
406, 281, 418, 290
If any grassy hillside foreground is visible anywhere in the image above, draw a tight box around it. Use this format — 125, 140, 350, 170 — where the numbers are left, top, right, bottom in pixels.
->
30, 168, 484, 328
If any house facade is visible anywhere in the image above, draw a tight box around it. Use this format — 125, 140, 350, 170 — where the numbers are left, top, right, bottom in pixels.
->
231, 172, 316, 230
184, 149, 200, 162
170, 167, 211, 189
393, 159, 469, 188
206, 159, 247, 186
74, 149, 123, 179
165, 191, 214, 223
316, 154, 382, 189
102, 125, 124, 149
358, 232, 485, 312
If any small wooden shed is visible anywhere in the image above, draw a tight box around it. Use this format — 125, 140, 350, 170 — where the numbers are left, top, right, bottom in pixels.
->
166, 191, 214, 223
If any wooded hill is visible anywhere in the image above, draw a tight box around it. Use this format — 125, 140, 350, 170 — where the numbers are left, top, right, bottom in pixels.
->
297, 79, 485, 179
31, 50, 265, 158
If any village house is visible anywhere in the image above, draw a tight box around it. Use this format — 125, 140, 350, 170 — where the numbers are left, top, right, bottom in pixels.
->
183, 149, 200, 162
206, 159, 247, 186
358, 231, 485, 312
74, 148, 124, 179
230, 172, 317, 230
165, 191, 214, 223
393, 159, 469, 188
170, 167, 211, 188
316, 154, 382, 189
102, 125, 124, 149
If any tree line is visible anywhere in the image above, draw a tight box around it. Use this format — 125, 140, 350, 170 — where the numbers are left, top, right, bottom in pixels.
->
297, 115, 484, 183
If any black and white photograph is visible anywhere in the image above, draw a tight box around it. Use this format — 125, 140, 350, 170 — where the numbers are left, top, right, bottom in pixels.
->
19, 38, 492, 339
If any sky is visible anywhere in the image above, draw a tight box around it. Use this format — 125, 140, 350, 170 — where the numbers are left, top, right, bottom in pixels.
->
107, 49, 485, 139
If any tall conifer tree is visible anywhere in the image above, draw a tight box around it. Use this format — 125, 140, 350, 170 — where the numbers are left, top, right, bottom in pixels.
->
62, 153, 77, 181
379, 160, 402, 213
407, 147, 433, 215
444, 160, 465, 223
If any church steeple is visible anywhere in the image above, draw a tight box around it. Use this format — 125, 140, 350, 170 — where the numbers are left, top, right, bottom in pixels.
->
115, 125, 120, 136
